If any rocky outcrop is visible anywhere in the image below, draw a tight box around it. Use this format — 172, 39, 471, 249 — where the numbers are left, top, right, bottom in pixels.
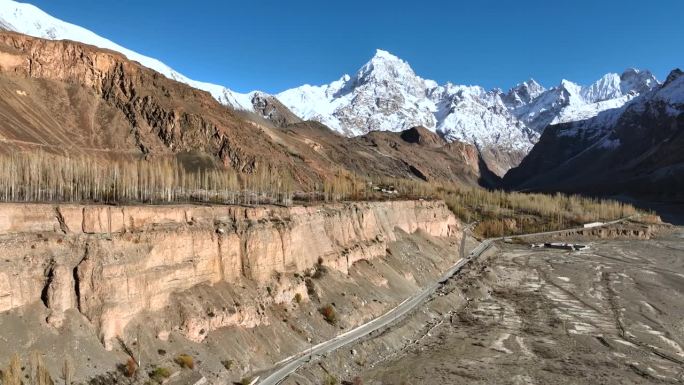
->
0, 200, 460, 347
399, 126, 444, 147
249, 92, 302, 127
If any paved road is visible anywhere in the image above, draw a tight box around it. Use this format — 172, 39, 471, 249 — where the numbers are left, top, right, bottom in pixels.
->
258, 218, 631, 385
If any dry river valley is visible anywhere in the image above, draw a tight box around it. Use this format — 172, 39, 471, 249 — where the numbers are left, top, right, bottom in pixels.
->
287, 223, 684, 385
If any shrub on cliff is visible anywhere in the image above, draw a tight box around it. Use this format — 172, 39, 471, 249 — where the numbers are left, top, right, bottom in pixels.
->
320, 304, 337, 325
221, 359, 234, 370
174, 354, 194, 369
149, 367, 171, 383
312, 264, 328, 279
122, 357, 138, 377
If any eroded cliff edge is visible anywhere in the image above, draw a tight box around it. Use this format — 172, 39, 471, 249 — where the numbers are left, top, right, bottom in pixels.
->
0, 200, 461, 382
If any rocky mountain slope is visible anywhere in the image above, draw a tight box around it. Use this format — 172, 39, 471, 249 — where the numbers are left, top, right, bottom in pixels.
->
0, 0, 266, 109
276, 50, 659, 173
0, 30, 499, 188
0, 0, 660, 176
505, 69, 683, 200
0, 30, 306, 173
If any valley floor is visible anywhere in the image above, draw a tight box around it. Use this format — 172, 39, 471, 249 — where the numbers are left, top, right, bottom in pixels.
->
289, 226, 684, 384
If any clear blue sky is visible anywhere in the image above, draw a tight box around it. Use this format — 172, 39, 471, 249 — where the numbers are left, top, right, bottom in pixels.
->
28, 0, 684, 93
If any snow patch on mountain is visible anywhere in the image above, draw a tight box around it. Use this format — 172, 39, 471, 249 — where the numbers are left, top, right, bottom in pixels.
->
0, 0, 256, 111
0, 14, 12, 30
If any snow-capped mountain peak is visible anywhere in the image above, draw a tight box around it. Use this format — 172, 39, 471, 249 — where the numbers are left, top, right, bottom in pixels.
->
357, 49, 417, 82
620, 68, 659, 95
502, 79, 546, 108
580, 73, 622, 102
277, 49, 540, 161
559, 79, 583, 94
0, 0, 665, 174
340, 49, 429, 99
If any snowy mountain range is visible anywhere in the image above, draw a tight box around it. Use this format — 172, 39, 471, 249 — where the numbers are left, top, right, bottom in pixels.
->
0, 0, 661, 159
278, 49, 539, 152
507, 69, 659, 132
277, 50, 659, 153
505, 68, 683, 198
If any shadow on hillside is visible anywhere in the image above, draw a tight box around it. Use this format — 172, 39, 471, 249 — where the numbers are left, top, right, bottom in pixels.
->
619, 199, 684, 226
477, 153, 503, 189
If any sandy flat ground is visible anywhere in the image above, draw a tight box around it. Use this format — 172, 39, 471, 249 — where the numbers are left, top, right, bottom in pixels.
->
293, 227, 684, 385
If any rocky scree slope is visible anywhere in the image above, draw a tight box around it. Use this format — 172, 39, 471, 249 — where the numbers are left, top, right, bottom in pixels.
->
505, 69, 683, 200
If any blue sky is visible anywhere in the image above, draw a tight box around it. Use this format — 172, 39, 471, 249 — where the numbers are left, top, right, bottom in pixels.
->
28, 0, 684, 93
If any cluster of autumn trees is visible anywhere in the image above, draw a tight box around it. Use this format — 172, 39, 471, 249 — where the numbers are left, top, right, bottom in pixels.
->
437, 185, 639, 236
0, 150, 641, 236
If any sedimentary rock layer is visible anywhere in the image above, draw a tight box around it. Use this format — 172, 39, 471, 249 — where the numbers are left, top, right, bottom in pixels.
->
0, 200, 459, 346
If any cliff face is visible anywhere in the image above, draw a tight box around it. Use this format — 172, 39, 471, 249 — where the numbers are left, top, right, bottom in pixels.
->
0, 200, 459, 347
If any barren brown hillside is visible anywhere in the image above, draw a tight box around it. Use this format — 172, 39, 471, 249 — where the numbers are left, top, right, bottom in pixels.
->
0, 31, 499, 192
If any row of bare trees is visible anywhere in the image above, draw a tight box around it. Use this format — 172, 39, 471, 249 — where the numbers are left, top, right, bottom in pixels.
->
1, 353, 72, 385
436, 184, 640, 236
0, 151, 299, 205
0, 151, 641, 230
0, 150, 433, 206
